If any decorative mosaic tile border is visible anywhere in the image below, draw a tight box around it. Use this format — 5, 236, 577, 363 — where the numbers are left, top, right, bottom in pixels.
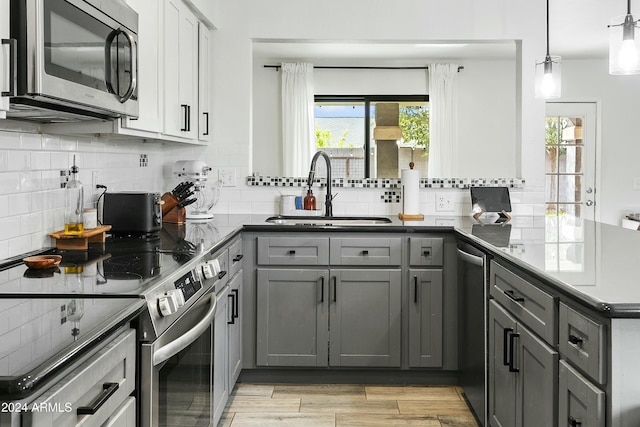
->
246, 176, 525, 189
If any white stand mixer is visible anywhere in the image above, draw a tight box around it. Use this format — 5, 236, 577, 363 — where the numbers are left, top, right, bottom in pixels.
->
173, 160, 221, 220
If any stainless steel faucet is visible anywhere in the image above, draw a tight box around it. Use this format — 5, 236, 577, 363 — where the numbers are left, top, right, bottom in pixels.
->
307, 151, 333, 217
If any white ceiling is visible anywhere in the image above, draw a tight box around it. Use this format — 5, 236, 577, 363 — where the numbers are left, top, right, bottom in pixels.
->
253, 1, 622, 63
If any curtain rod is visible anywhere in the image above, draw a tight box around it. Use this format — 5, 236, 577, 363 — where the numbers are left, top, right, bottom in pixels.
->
264, 65, 464, 71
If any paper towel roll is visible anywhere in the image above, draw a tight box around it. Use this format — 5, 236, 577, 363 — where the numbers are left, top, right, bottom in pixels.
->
401, 169, 420, 215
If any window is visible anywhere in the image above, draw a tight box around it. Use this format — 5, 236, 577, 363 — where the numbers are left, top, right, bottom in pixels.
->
314, 95, 429, 178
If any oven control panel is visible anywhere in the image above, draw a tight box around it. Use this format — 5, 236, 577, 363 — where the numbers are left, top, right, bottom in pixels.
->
174, 270, 202, 302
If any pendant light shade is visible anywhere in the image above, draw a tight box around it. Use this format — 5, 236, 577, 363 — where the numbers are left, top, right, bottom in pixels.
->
609, 1, 640, 75
535, 0, 561, 99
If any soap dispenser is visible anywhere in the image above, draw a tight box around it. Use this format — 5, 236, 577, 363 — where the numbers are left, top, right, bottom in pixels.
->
303, 187, 316, 210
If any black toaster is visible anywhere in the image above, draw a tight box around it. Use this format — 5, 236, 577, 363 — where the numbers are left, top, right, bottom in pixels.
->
103, 192, 163, 235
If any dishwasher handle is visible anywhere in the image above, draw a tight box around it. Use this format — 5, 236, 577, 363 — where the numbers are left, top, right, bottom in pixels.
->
457, 248, 485, 267
152, 294, 217, 366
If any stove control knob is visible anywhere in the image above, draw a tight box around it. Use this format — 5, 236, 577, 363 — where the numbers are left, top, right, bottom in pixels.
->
201, 262, 215, 280
157, 289, 185, 317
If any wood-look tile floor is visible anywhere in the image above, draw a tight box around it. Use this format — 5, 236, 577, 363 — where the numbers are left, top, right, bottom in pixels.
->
219, 384, 480, 427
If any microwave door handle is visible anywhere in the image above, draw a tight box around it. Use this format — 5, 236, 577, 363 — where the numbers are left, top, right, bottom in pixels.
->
152, 294, 217, 366
1, 39, 17, 96
104, 28, 137, 103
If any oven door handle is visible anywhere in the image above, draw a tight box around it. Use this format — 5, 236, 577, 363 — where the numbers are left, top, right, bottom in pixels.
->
152, 294, 217, 366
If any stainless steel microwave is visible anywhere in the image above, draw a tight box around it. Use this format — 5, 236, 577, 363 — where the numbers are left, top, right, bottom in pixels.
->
5, 0, 139, 122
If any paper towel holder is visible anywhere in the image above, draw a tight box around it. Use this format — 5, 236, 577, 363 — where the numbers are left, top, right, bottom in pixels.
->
398, 162, 425, 221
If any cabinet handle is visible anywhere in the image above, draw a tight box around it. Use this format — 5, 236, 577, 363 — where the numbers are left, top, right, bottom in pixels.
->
568, 334, 584, 346
228, 292, 236, 324
362, 250, 369, 255
568, 416, 582, 427
203, 112, 209, 136
77, 382, 120, 415
413, 275, 418, 303
320, 276, 324, 303
1, 39, 17, 96
217, 271, 227, 280
503, 327, 514, 366
232, 289, 239, 320
333, 276, 337, 302
187, 105, 191, 131
503, 289, 525, 303
509, 332, 520, 372
423, 250, 431, 256
233, 254, 244, 263
288, 250, 296, 255
181, 104, 189, 131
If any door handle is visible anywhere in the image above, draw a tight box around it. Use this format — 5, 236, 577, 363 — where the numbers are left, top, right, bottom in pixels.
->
586, 200, 594, 207
203, 112, 209, 136
181, 104, 189, 131
320, 276, 324, 303
104, 28, 137, 102
413, 275, 418, 303
227, 292, 236, 324
503, 327, 513, 366
231, 288, 239, 320
1, 39, 17, 96
333, 276, 337, 303
509, 332, 520, 372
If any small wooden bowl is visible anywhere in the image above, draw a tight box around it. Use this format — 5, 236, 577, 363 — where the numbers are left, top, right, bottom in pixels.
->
23, 255, 62, 269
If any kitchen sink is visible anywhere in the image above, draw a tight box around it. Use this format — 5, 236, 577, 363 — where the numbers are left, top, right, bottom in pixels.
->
265, 215, 392, 225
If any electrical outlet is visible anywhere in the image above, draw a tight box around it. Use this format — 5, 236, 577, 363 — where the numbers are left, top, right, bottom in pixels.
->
436, 193, 455, 212
219, 168, 236, 187
92, 171, 100, 194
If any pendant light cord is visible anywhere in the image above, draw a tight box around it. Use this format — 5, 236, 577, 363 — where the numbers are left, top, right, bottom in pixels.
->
628, 0, 632, 15
546, 0, 550, 57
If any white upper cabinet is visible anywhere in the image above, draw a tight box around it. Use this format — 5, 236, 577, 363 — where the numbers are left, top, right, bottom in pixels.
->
121, 0, 163, 133
0, 0, 11, 118
163, 0, 199, 139
198, 23, 212, 142
183, 0, 218, 29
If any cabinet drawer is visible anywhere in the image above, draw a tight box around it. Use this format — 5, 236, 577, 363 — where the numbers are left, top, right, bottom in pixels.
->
559, 303, 606, 384
490, 261, 557, 345
228, 238, 243, 278
330, 238, 402, 266
558, 360, 605, 427
257, 237, 329, 265
409, 237, 444, 266
24, 328, 136, 427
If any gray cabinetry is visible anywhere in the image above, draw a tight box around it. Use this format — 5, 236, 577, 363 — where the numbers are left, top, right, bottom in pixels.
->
257, 237, 329, 265
330, 237, 402, 266
329, 269, 402, 367
558, 360, 605, 427
408, 269, 444, 367
256, 269, 329, 367
489, 300, 558, 427
212, 284, 229, 424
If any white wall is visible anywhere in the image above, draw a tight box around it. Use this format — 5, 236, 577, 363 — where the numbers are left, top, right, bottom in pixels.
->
252, 59, 517, 178
212, 0, 547, 189
561, 59, 640, 225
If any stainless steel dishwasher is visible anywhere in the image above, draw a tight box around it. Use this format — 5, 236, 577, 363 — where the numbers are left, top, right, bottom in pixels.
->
457, 241, 488, 427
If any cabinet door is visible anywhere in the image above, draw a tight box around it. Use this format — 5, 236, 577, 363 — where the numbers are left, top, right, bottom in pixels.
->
213, 285, 229, 426
489, 301, 518, 427
0, 0, 10, 118
227, 270, 242, 390
517, 323, 558, 427
121, 0, 162, 132
408, 269, 444, 368
198, 22, 211, 142
164, 0, 198, 138
558, 360, 605, 427
329, 269, 401, 367
256, 269, 329, 367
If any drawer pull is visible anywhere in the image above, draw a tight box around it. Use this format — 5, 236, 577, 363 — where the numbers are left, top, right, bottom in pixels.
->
503, 327, 514, 366
288, 250, 296, 255
333, 276, 337, 303
218, 271, 227, 280
233, 254, 244, 262
228, 292, 236, 324
77, 382, 120, 415
232, 288, 239, 320
568, 416, 582, 427
362, 250, 369, 255
414, 276, 418, 303
423, 250, 431, 256
568, 334, 584, 346
320, 276, 324, 303
508, 332, 520, 373
503, 290, 525, 303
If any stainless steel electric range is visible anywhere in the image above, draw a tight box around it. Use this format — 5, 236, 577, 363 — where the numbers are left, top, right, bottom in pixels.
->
0, 222, 229, 427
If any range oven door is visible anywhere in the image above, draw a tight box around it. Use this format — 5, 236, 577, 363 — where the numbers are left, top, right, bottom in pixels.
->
140, 289, 217, 427
9, 0, 139, 118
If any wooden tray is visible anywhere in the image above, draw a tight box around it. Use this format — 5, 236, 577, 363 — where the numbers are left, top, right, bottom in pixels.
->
398, 213, 424, 221
50, 225, 112, 250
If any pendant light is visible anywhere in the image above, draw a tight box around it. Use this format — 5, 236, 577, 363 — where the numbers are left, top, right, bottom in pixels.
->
535, 0, 561, 99
609, 0, 640, 75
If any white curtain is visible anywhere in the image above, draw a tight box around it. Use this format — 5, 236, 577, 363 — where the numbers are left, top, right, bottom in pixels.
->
281, 63, 315, 177
427, 64, 459, 177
